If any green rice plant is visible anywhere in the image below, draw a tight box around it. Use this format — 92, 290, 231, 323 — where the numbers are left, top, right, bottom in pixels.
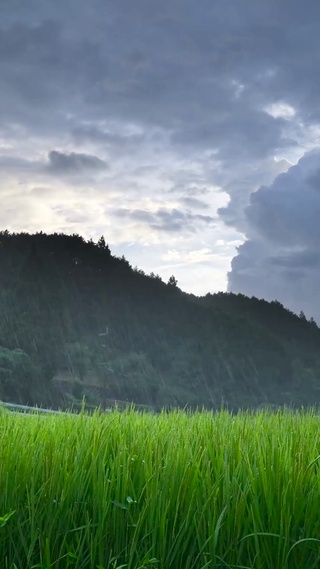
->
1, 407, 320, 568
0, 401, 8, 415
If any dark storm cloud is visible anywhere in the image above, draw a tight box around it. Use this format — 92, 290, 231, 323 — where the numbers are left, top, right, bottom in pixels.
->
1, 0, 320, 148
47, 151, 108, 175
244, 151, 320, 247
113, 207, 215, 233
228, 151, 320, 321
0, 150, 108, 179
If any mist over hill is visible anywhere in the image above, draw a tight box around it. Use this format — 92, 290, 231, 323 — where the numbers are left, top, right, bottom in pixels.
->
0, 230, 319, 411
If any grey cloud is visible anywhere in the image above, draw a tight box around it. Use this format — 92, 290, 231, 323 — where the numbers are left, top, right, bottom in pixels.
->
180, 197, 208, 209
0, 150, 108, 179
71, 125, 145, 154
228, 151, 320, 321
0, 0, 319, 203
0, 155, 38, 172
218, 158, 292, 233
171, 111, 284, 161
169, 178, 211, 196
154, 208, 214, 232
268, 250, 320, 269
306, 168, 320, 193
114, 209, 155, 223
244, 151, 320, 247
113, 207, 215, 233
1, 0, 320, 151
47, 151, 108, 175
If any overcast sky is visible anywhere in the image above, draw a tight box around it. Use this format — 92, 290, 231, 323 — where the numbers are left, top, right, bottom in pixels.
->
1, 0, 320, 320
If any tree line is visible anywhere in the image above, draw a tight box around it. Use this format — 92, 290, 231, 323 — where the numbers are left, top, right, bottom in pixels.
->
1, 230, 320, 411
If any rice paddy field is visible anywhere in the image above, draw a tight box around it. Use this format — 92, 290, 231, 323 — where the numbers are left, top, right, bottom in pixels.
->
1, 408, 320, 569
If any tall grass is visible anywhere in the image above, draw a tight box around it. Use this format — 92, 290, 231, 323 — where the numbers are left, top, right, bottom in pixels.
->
1, 408, 320, 568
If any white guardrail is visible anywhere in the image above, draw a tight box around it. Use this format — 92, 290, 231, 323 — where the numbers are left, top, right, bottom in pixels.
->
1, 401, 113, 415
1, 402, 67, 414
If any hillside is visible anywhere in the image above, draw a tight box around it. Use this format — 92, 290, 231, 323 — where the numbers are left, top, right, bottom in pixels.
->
0, 230, 320, 411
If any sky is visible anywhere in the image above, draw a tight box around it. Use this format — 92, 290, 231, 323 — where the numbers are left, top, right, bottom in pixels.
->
1, 0, 320, 321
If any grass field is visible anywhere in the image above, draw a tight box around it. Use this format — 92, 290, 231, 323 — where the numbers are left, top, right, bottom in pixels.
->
1, 408, 320, 569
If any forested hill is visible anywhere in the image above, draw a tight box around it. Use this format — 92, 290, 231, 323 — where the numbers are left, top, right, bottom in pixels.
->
0, 230, 320, 411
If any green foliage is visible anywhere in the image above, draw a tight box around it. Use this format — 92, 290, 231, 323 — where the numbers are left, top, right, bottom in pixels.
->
167, 275, 178, 287
0, 230, 320, 410
63, 342, 93, 380
0, 347, 37, 402
1, 409, 320, 568
0, 401, 8, 415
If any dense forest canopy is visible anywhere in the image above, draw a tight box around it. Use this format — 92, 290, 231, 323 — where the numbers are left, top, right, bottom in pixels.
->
0, 230, 320, 411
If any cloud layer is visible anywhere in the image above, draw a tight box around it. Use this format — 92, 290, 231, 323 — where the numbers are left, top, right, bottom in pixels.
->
1, 0, 320, 307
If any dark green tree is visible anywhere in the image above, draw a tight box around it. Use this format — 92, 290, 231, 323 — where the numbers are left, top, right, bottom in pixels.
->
167, 275, 178, 287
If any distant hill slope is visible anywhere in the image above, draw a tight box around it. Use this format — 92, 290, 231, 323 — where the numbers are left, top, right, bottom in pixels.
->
0, 230, 320, 410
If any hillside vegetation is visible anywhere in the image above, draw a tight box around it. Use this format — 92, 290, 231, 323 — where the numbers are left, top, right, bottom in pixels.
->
0, 230, 320, 410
